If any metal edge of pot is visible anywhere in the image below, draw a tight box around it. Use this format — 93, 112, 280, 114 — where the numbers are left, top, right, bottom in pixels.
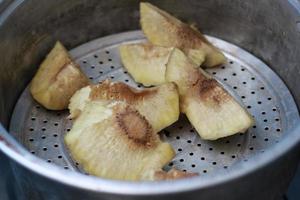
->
0, 0, 300, 196
1, 122, 300, 195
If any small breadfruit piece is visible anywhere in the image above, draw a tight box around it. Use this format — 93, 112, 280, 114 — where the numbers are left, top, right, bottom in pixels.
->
30, 41, 89, 110
140, 2, 226, 67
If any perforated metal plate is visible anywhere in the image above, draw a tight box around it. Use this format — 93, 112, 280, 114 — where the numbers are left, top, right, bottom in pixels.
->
10, 31, 299, 176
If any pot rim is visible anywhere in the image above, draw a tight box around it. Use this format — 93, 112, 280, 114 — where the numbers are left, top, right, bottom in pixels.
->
1, 124, 300, 195
0, 0, 300, 196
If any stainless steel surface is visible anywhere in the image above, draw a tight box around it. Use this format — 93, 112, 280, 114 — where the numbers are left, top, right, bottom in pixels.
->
0, 0, 299, 199
9, 31, 299, 176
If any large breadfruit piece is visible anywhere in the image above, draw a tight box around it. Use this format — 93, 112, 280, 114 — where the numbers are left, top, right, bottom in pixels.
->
65, 101, 175, 181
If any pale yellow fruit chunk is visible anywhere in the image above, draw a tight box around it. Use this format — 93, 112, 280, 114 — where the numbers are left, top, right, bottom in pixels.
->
30, 41, 89, 110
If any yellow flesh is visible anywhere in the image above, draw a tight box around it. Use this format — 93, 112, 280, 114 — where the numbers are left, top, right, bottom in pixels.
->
140, 2, 226, 67
30, 41, 89, 110
65, 101, 175, 180
119, 43, 173, 86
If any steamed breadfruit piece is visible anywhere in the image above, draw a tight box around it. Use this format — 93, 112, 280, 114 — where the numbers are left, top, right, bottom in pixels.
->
119, 43, 173, 86
65, 101, 175, 181
30, 41, 89, 110
69, 80, 179, 132
140, 2, 226, 67
166, 49, 254, 140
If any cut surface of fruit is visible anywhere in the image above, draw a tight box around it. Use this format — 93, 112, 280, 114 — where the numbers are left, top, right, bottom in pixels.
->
30, 41, 89, 110
140, 2, 226, 67
69, 80, 179, 132
65, 101, 175, 181
119, 43, 172, 86
166, 49, 254, 140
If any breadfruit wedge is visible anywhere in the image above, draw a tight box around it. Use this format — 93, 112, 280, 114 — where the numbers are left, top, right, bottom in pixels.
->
30, 41, 89, 110
69, 80, 179, 132
119, 43, 173, 86
140, 2, 226, 67
65, 101, 175, 181
145, 168, 198, 181
166, 49, 254, 140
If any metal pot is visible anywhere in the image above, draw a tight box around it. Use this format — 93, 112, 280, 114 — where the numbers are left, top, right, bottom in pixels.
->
0, 0, 300, 199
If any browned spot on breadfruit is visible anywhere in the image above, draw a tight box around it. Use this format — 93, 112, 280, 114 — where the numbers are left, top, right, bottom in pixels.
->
176, 24, 204, 49
154, 169, 198, 180
199, 79, 217, 94
116, 106, 156, 148
196, 79, 230, 105
89, 80, 156, 103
